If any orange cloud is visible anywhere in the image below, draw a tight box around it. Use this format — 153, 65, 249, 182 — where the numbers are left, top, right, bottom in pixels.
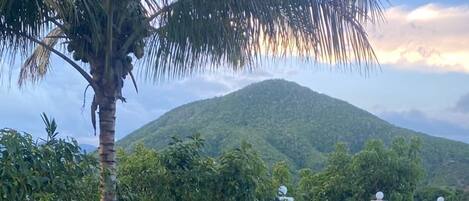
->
368, 4, 469, 73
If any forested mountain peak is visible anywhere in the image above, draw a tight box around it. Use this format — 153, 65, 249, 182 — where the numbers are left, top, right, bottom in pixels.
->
118, 79, 469, 189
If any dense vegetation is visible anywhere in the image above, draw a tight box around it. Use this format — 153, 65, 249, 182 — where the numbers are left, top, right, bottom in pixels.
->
0, 115, 98, 201
118, 79, 469, 189
117, 136, 275, 201
0, 0, 384, 199
296, 138, 424, 201
2, 81, 468, 200
118, 136, 457, 201
3, 122, 468, 200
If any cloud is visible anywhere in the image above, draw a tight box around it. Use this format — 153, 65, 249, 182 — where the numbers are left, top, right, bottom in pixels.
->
368, 4, 469, 73
453, 93, 469, 113
435, 93, 469, 130
375, 91, 469, 143
377, 109, 469, 143
0, 63, 276, 145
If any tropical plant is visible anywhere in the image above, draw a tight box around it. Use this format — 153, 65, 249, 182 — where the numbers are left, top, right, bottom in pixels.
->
272, 161, 294, 196
296, 137, 424, 201
0, 114, 98, 201
117, 137, 275, 201
0, 0, 385, 200
414, 187, 469, 201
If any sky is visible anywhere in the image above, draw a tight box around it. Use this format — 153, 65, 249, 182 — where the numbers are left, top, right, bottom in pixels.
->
1, 0, 469, 145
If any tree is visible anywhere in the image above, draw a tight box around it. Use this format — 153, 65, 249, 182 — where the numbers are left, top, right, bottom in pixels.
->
351, 138, 423, 200
217, 142, 274, 201
297, 168, 315, 201
158, 135, 217, 201
272, 161, 294, 196
116, 136, 216, 201
117, 137, 275, 201
0, 114, 98, 201
297, 138, 424, 201
301, 143, 354, 201
0, 1, 385, 200
273, 161, 292, 186
116, 144, 166, 201
414, 187, 469, 201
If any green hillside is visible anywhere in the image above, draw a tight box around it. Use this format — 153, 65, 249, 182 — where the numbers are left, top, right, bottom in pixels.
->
118, 79, 469, 189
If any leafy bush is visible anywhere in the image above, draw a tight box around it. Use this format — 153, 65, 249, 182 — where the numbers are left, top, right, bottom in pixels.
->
117, 136, 275, 201
2, 114, 465, 201
0, 114, 98, 201
297, 137, 424, 201
414, 187, 469, 201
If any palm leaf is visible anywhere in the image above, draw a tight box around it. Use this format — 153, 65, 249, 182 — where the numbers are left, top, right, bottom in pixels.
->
0, 0, 103, 61
0, 0, 51, 57
143, 0, 385, 82
18, 27, 63, 86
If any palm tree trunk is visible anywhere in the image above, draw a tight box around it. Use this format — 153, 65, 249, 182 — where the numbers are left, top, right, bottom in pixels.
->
98, 94, 117, 201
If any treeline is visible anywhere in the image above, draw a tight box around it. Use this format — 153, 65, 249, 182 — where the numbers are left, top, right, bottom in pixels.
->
1, 122, 468, 200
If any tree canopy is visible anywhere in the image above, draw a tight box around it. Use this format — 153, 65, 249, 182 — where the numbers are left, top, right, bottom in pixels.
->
0, 115, 98, 201
3, 117, 468, 201
296, 137, 424, 201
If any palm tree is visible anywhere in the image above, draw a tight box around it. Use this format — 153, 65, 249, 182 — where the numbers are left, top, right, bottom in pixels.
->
0, 0, 384, 200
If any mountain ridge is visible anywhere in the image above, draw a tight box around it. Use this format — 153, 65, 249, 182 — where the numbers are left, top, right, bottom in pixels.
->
118, 79, 469, 188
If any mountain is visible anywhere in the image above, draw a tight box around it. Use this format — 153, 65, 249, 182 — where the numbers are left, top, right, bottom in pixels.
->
79, 144, 97, 153
118, 79, 469, 189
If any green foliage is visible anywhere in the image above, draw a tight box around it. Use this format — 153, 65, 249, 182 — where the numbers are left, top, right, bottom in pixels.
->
117, 144, 165, 201
118, 79, 469, 189
296, 137, 424, 201
351, 138, 423, 200
272, 161, 292, 187
298, 143, 354, 201
0, 115, 98, 201
117, 137, 275, 201
3, 119, 465, 201
414, 187, 469, 201
272, 161, 295, 197
117, 135, 447, 201
217, 142, 274, 201
296, 168, 315, 201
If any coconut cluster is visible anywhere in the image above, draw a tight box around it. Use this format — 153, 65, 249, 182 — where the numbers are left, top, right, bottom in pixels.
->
63, 0, 149, 75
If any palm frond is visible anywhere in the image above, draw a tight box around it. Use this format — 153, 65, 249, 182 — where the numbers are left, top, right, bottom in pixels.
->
143, 0, 385, 82
0, 0, 51, 57
18, 28, 63, 87
0, 0, 104, 62
47, 0, 106, 58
